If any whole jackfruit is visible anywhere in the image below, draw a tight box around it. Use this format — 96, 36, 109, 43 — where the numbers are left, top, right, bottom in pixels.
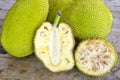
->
1, 0, 49, 57
48, 0, 113, 40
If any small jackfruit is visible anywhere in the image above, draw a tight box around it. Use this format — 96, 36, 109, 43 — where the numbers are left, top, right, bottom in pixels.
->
34, 13, 75, 72
75, 39, 118, 76
1, 0, 49, 57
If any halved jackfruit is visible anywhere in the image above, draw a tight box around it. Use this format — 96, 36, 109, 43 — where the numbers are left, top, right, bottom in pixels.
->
75, 39, 118, 76
34, 14, 75, 72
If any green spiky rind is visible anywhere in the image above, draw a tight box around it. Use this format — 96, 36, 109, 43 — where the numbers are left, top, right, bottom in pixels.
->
49, 0, 113, 40
62, 0, 113, 39
1, 0, 49, 57
63, 0, 112, 39
75, 39, 118, 76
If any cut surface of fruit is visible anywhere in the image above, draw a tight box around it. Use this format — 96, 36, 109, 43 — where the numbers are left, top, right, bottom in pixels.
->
34, 22, 75, 72
75, 39, 118, 76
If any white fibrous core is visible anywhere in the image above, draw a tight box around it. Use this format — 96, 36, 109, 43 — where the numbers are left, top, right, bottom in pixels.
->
78, 40, 115, 73
49, 27, 61, 66
34, 22, 74, 72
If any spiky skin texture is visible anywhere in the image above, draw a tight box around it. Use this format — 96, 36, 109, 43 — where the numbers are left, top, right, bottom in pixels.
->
48, 0, 113, 40
75, 39, 118, 76
1, 0, 49, 57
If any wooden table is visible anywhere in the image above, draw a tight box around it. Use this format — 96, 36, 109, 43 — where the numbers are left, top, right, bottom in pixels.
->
0, 0, 120, 80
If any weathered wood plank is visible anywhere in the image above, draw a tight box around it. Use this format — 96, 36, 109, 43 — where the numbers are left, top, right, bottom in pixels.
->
0, 0, 16, 10
0, 0, 16, 19
0, 20, 3, 32
0, 10, 8, 20
0, 53, 120, 80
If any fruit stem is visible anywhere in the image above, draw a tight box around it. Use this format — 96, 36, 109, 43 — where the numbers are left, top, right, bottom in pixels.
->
53, 10, 61, 27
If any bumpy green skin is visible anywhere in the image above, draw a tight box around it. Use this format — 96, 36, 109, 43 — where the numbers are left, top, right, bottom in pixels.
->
1, 0, 49, 57
48, 0, 113, 40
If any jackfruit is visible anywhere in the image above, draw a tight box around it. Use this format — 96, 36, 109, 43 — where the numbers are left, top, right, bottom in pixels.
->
48, 0, 113, 40
34, 13, 75, 72
75, 39, 118, 76
1, 0, 49, 57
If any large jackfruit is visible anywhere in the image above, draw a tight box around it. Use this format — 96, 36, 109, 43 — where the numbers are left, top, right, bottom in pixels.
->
48, 0, 113, 40
1, 0, 49, 57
